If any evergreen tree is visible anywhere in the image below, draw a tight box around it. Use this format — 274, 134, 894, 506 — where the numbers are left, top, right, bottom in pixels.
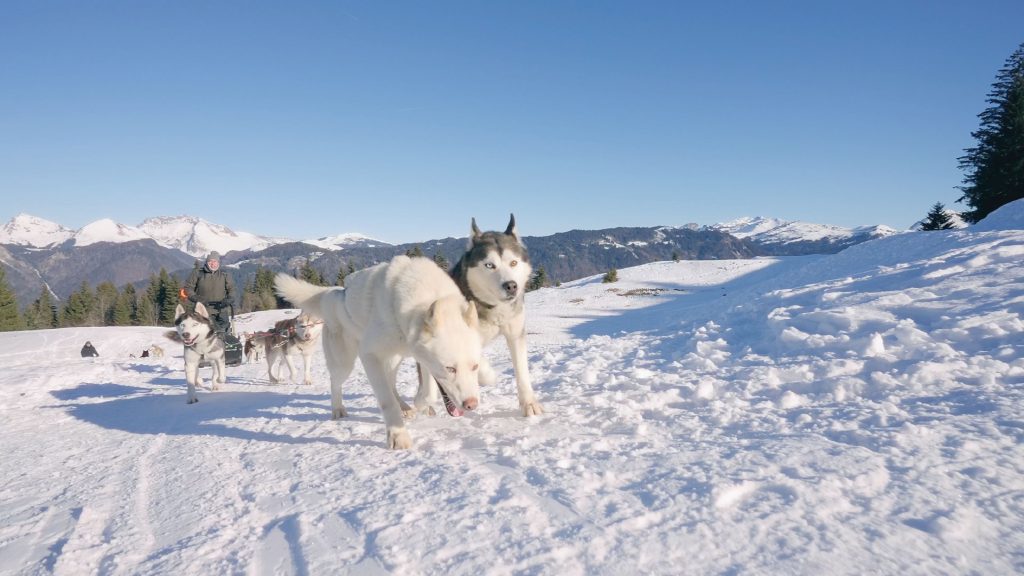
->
156, 269, 181, 326
920, 202, 956, 231
602, 268, 619, 283
527, 266, 548, 292
136, 297, 157, 326
433, 251, 449, 272
406, 246, 424, 258
957, 42, 1024, 223
112, 285, 135, 326
25, 287, 58, 330
61, 281, 95, 327
0, 268, 25, 331
335, 266, 347, 287
95, 281, 119, 326
300, 260, 325, 286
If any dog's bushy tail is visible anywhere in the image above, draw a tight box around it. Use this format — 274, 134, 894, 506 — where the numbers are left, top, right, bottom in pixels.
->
274, 273, 336, 318
164, 330, 182, 343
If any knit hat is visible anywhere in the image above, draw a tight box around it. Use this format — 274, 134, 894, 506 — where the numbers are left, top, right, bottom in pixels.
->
207, 251, 221, 263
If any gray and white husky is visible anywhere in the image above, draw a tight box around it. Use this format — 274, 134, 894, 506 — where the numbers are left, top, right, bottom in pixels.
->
164, 302, 226, 404
418, 214, 544, 417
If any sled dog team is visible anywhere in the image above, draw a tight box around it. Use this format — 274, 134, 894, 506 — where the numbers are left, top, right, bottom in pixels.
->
167, 215, 542, 449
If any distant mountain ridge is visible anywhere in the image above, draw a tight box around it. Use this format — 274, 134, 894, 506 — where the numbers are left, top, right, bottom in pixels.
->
0, 212, 903, 308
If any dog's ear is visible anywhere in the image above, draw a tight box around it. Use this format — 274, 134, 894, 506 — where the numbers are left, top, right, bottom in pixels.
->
175, 303, 186, 319
505, 213, 518, 239
194, 301, 209, 319
423, 300, 442, 335
470, 217, 483, 239
463, 300, 479, 329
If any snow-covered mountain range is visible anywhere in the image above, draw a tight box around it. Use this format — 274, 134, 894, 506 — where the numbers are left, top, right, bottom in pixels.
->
0, 214, 382, 257
1, 213, 905, 256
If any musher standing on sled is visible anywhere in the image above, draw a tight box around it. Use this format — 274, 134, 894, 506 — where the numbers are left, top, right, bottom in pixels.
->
181, 251, 243, 365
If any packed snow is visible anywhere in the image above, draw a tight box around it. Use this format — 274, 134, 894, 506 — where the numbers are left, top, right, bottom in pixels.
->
1, 201, 1023, 575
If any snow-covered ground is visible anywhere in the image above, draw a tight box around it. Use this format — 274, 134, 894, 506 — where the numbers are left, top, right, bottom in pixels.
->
2, 201, 1023, 575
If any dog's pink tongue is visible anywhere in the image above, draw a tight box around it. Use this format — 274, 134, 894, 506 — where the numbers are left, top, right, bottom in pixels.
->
438, 384, 464, 417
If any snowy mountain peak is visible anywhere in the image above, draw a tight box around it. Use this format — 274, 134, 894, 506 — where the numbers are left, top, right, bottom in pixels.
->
712, 216, 901, 246
73, 219, 151, 247
137, 215, 288, 258
0, 213, 75, 247
302, 232, 391, 251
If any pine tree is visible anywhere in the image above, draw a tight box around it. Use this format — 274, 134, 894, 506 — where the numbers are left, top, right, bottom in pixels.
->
920, 202, 956, 231
527, 267, 548, 292
300, 261, 325, 285
112, 285, 135, 326
156, 269, 180, 326
602, 268, 619, 283
0, 269, 25, 331
406, 246, 424, 258
433, 251, 449, 272
335, 266, 347, 287
95, 281, 119, 326
61, 281, 95, 327
957, 42, 1024, 223
24, 287, 58, 329
136, 297, 157, 326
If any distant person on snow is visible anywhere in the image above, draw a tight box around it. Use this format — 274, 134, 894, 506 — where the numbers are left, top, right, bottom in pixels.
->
182, 251, 236, 336
80, 341, 99, 357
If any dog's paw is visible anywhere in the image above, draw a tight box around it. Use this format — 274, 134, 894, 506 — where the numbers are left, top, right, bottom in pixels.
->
187, 397, 199, 404
401, 406, 418, 420
303, 378, 313, 385
331, 407, 348, 419
520, 400, 543, 416
387, 428, 413, 450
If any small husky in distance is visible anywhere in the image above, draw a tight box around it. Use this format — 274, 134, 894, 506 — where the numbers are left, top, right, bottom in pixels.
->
274, 255, 483, 450
264, 312, 323, 385
244, 334, 263, 364
164, 302, 226, 404
418, 214, 543, 417
148, 344, 165, 359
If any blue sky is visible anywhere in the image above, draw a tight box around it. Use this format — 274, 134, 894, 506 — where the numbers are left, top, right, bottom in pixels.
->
2, 1, 1022, 244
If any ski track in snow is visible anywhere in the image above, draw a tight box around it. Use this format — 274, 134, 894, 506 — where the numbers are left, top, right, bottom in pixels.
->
2, 203, 1024, 574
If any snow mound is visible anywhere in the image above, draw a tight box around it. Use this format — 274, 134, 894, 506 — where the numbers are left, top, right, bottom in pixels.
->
971, 198, 1024, 231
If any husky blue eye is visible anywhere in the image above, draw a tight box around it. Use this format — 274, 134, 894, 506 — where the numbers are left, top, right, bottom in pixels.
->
446, 366, 457, 374
485, 263, 496, 269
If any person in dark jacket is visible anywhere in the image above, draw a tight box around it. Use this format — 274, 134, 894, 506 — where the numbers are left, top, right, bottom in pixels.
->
81, 341, 99, 357
182, 251, 236, 335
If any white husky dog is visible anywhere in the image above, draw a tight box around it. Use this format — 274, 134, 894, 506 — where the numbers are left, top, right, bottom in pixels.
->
264, 312, 323, 385
164, 302, 226, 404
274, 255, 483, 449
420, 214, 543, 416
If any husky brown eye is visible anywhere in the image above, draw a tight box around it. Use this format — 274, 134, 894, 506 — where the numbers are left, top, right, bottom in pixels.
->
446, 366, 457, 375
510, 260, 517, 267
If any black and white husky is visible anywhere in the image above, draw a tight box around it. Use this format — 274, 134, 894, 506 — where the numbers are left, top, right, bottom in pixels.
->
419, 214, 543, 416
165, 302, 226, 404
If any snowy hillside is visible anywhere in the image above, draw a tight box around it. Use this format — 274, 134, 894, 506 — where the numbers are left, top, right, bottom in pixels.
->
0, 201, 1022, 574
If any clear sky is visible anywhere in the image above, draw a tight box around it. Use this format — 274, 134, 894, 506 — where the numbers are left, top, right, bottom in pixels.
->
2, 1, 1022, 244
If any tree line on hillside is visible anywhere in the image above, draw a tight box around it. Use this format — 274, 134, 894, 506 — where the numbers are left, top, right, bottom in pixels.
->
0, 256, 556, 332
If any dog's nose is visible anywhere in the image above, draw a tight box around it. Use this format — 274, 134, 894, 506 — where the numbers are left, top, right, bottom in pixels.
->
502, 281, 518, 295
462, 397, 478, 411
182, 332, 190, 340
